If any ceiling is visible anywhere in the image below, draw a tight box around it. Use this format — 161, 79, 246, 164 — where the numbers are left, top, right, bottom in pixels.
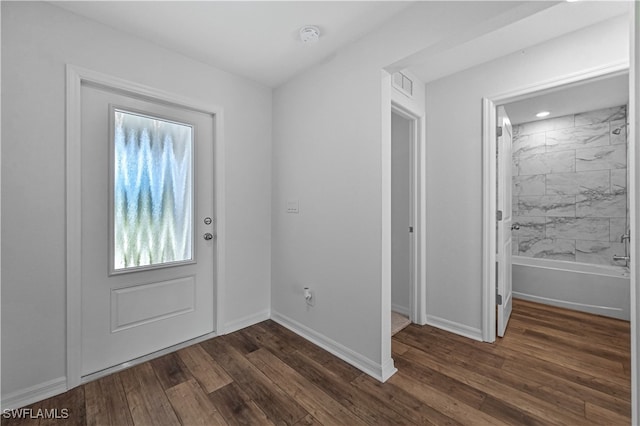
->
50, 1, 630, 90
504, 73, 629, 125
403, 1, 629, 84
51, 1, 412, 88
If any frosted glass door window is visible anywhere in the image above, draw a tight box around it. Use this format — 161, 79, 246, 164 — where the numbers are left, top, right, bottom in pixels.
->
113, 109, 194, 271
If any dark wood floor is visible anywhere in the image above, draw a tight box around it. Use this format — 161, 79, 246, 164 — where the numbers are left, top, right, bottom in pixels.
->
2, 299, 631, 425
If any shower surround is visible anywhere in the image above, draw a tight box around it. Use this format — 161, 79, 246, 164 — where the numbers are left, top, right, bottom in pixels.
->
512, 105, 628, 266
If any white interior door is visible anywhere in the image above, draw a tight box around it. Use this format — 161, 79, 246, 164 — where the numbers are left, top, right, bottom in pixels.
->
81, 83, 216, 376
497, 106, 513, 337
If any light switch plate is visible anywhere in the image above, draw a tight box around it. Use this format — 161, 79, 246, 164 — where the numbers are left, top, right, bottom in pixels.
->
286, 199, 299, 214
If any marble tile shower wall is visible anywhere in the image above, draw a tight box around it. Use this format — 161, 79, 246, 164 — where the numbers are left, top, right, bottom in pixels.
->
512, 105, 628, 266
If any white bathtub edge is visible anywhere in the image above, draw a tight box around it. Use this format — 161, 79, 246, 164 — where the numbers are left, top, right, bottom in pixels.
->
512, 255, 629, 278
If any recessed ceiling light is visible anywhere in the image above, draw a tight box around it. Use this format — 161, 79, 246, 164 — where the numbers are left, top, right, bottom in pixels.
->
299, 26, 320, 44
536, 111, 550, 118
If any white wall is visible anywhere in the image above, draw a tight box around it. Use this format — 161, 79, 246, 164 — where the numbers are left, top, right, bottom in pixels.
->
271, 1, 526, 377
423, 16, 629, 332
391, 112, 411, 314
1, 1, 272, 401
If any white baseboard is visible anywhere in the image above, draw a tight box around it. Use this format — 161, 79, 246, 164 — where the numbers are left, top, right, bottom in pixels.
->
271, 311, 396, 382
1, 377, 67, 411
426, 315, 483, 342
224, 309, 270, 334
391, 303, 410, 316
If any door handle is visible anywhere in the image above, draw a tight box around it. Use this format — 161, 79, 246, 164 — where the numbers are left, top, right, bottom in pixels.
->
203, 233, 215, 241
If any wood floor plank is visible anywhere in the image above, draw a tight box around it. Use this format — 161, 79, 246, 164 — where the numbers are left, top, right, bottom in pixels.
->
149, 352, 192, 390
165, 379, 227, 426
585, 401, 630, 426
479, 394, 549, 426
239, 323, 298, 356
500, 353, 631, 401
401, 347, 589, 425
208, 382, 274, 426
508, 318, 630, 361
391, 339, 411, 357
398, 325, 506, 369
178, 344, 233, 393
499, 335, 629, 383
389, 371, 508, 426
246, 348, 368, 426
501, 358, 631, 417
38, 386, 85, 426
119, 363, 180, 426
292, 414, 323, 426
263, 321, 363, 383
396, 344, 588, 418
350, 374, 462, 426
508, 327, 627, 374
84, 374, 133, 426
391, 356, 487, 410
280, 349, 411, 425
3, 299, 631, 426
510, 305, 630, 341
200, 337, 309, 425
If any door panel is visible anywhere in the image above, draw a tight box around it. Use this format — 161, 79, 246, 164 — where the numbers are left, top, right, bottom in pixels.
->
497, 106, 513, 337
81, 83, 215, 376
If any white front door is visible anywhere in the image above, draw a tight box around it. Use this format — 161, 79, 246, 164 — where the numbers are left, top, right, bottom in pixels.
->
81, 83, 216, 376
496, 106, 513, 337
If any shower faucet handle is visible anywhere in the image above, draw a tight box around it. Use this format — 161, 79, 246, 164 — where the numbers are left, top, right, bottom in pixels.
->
511, 224, 520, 231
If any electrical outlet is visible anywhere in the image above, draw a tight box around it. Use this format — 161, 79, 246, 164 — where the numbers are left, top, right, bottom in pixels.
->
304, 287, 314, 306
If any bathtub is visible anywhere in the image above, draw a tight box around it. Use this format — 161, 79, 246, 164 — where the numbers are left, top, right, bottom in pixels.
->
512, 256, 630, 321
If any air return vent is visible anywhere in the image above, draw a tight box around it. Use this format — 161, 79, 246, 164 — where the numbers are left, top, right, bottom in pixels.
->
392, 72, 413, 97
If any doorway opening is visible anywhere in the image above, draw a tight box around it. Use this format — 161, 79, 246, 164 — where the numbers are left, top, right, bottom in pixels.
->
482, 65, 631, 342
389, 100, 426, 334
391, 109, 413, 335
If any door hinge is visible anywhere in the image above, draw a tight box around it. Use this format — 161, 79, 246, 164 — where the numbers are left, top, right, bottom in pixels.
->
497, 210, 503, 221
497, 126, 503, 137
409, 226, 413, 233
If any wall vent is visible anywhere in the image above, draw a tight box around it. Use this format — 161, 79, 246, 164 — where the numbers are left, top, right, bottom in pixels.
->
392, 72, 413, 97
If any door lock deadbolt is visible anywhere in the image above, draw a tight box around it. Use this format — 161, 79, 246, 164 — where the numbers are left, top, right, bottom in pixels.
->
204, 217, 212, 225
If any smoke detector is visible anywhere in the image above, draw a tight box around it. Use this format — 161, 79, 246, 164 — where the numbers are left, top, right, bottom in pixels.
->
299, 26, 320, 44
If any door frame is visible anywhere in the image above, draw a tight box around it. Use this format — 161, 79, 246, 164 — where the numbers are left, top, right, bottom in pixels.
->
65, 65, 226, 388
481, 61, 630, 343
390, 102, 426, 325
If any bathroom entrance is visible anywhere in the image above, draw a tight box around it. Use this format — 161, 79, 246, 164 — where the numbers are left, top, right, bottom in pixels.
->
391, 110, 413, 334
484, 68, 633, 341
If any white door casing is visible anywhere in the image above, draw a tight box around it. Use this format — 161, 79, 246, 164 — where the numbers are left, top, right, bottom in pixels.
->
496, 106, 513, 338
66, 66, 226, 387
